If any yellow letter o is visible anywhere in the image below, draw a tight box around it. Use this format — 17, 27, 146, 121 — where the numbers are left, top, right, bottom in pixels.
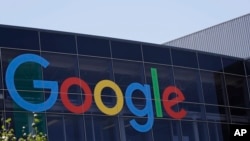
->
94, 80, 124, 115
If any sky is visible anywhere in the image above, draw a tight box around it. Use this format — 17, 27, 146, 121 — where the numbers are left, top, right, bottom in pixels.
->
0, 0, 250, 44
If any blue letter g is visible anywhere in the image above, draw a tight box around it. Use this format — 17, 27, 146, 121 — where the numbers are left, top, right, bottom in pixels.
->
5, 54, 58, 112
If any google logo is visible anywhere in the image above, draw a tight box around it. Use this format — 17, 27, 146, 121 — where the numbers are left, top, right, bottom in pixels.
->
5, 54, 187, 132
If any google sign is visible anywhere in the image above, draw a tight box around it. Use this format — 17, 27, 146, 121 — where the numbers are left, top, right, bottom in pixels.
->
5, 54, 187, 132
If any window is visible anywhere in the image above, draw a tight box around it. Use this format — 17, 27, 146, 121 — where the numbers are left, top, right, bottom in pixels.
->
40, 32, 76, 53
225, 75, 249, 108
205, 105, 229, 122
245, 59, 250, 76
79, 56, 113, 92
181, 121, 209, 141
178, 103, 206, 121
111, 41, 142, 61
153, 119, 176, 141
200, 71, 226, 105
144, 63, 174, 100
92, 116, 121, 141
208, 123, 230, 141
122, 117, 153, 141
230, 107, 250, 124
0, 27, 39, 50
142, 44, 171, 64
113, 60, 144, 93
64, 115, 85, 141
77, 36, 111, 57
41, 52, 80, 93
171, 49, 198, 68
47, 114, 65, 141
1, 49, 41, 91
222, 57, 245, 75
173, 67, 203, 103
198, 53, 222, 72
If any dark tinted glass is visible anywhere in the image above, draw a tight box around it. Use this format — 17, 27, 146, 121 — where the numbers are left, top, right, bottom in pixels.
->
222, 57, 245, 75
245, 59, 250, 76
208, 123, 230, 141
41, 52, 80, 93
205, 105, 229, 122
173, 67, 203, 103
145, 64, 174, 100
123, 117, 153, 141
0, 90, 3, 110
64, 115, 85, 141
113, 60, 144, 93
225, 75, 249, 108
0, 27, 39, 50
4, 90, 44, 111
200, 71, 226, 105
178, 103, 206, 121
198, 53, 222, 71
230, 107, 250, 124
142, 44, 171, 64
1, 49, 41, 91
171, 49, 198, 68
111, 41, 142, 61
152, 119, 172, 141
92, 116, 120, 141
47, 115, 65, 141
79, 56, 113, 92
45, 92, 82, 113
77, 36, 111, 57
40, 32, 76, 53
181, 121, 209, 141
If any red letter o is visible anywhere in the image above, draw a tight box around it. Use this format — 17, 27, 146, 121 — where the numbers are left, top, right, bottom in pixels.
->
60, 77, 92, 114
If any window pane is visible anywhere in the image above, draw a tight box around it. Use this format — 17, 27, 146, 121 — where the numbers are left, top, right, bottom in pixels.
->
123, 117, 153, 141
208, 123, 229, 141
0, 90, 3, 110
41, 52, 80, 93
200, 71, 226, 105
230, 107, 250, 124
40, 32, 76, 53
174, 67, 203, 103
198, 53, 222, 72
79, 56, 113, 93
111, 41, 142, 61
178, 103, 206, 121
142, 44, 171, 64
0, 26, 39, 50
181, 121, 209, 141
113, 60, 144, 93
144, 63, 174, 100
1, 49, 42, 91
64, 115, 85, 141
92, 116, 121, 141
153, 119, 172, 141
205, 105, 229, 122
84, 116, 94, 141
47, 114, 65, 141
225, 75, 249, 108
171, 49, 198, 68
245, 59, 250, 76
45, 92, 82, 113
77, 36, 111, 57
4, 90, 45, 112
222, 57, 245, 75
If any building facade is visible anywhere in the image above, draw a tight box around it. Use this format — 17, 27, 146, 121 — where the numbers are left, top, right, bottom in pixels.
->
0, 24, 250, 141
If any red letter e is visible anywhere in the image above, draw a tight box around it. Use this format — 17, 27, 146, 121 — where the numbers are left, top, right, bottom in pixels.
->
162, 86, 187, 119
